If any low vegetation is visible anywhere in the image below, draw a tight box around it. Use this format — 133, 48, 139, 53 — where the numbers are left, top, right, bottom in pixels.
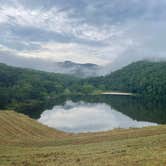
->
0, 111, 166, 166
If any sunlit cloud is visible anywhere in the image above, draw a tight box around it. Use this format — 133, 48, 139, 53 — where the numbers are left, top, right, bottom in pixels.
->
19, 42, 110, 64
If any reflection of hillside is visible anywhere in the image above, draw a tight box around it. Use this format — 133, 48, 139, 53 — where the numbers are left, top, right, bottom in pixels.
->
70, 95, 166, 124
17, 96, 67, 119
16, 94, 166, 124
107, 96, 166, 124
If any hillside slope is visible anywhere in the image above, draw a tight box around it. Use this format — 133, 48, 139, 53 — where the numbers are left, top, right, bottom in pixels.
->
88, 61, 166, 100
0, 111, 166, 166
0, 63, 81, 115
0, 111, 67, 144
0, 63, 99, 115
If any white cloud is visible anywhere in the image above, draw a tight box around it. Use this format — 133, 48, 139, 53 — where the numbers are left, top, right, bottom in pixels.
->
0, 3, 114, 42
19, 42, 110, 64
0, 0, 166, 67
0, 4, 71, 32
0, 2, 120, 65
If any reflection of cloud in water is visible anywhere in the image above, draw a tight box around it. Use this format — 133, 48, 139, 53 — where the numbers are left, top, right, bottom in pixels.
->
38, 101, 157, 133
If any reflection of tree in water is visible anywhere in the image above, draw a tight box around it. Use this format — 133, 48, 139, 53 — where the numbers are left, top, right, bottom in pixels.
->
15, 96, 67, 119
16, 94, 166, 124
69, 95, 166, 124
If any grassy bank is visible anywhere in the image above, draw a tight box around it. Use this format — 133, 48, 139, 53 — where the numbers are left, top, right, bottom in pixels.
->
0, 111, 166, 166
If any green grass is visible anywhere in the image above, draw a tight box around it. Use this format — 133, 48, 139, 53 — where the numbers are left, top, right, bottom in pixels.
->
0, 111, 166, 166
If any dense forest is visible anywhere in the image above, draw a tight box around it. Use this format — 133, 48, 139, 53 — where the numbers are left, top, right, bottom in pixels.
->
0, 60, 166, 113
87, 61, 166, 101
0, 63, 96, 112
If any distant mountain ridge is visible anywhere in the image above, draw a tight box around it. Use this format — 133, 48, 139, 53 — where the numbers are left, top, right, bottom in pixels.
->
53, 60, 102, 78
0, 54, 102, 78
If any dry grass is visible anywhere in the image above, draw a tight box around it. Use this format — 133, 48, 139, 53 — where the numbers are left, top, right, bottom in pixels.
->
0, 111, 166, 166
0, 111, 69, 145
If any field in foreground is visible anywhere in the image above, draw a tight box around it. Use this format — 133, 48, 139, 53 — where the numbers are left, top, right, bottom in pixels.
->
0, 111, 166, 166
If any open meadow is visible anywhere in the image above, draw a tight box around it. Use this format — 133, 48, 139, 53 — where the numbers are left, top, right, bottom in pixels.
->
0, 111, 166, 166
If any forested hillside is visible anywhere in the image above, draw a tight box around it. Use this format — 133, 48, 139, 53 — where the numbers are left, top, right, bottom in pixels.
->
88, 61, 166, 100
0, 63, 85, 110
0, 61, 166, 114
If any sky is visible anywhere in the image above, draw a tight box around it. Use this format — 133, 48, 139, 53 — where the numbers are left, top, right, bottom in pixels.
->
0, 0, 166, 66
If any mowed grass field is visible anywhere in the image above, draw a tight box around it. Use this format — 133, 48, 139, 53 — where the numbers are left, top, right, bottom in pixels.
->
0, 111, 166, 166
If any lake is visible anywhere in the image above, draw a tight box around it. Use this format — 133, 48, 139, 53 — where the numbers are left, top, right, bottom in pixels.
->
32, 95, 165, 133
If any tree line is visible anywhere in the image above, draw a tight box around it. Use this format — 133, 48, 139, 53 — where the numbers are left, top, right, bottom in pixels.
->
0, 60, 166, 113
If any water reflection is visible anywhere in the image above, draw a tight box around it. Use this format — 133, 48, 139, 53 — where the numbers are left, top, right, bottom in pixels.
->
38, 100, 157, 133
17, 95, 166, 126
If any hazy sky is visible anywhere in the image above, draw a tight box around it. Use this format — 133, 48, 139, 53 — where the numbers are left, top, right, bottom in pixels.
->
0, 0, 166, 65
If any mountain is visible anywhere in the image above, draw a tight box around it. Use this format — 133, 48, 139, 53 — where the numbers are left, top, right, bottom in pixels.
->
1, 60, 166, 114
0, 54, 102, 78
53, 60, 102, 78
0, 62, 80, 113
88, 60, 166, 100
0, 63, 98, 114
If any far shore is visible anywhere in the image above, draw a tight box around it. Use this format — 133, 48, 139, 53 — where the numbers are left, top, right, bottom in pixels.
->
101, 91, 134, 96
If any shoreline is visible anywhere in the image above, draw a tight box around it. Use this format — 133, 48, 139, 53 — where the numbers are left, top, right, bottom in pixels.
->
101, 91, 134, 96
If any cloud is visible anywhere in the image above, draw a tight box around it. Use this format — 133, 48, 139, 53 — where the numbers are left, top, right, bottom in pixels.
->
0, 3, 113, 42
18, 42, 110, 64
0, 0, 166, 68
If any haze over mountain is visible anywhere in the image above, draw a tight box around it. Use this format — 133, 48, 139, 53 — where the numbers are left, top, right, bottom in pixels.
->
0, 53, 103, 77
0, 0, 166, 71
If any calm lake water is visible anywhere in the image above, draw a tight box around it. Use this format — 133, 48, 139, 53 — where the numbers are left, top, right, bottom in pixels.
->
32, 95, 165, 133
14, 95, 166, 133
38, 100, 157, 133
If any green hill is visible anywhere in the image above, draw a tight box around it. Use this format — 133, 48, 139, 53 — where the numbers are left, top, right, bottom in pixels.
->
1, 61, 166, 116
0, 63, 81, 114
0, 63, 98, 115
0, 111, 166, 166
88, 61, 166, 100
